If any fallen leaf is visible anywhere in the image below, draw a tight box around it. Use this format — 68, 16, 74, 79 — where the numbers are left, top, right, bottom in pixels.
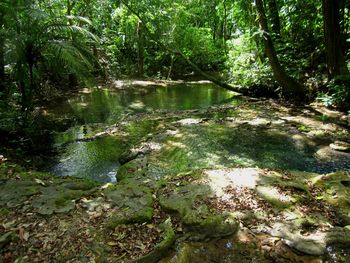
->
19, 227, 29, 241
35, 178, 46, 186
107, 241, 118, 246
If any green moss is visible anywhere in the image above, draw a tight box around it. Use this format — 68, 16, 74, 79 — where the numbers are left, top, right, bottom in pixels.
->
0, 180, 41, 208
159, 183, 238, 239
0, 207, 10, 216
30, 177, 98, 215
256, 185, 295, 209
104, 183, 154, 229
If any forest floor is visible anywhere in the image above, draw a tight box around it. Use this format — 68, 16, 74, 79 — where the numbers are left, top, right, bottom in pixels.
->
1, 94, 350, 262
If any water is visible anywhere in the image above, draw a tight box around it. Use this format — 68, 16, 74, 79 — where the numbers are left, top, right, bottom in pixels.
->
48, 82, 238, 181
47, 81, 350, 182
51, 83, 237, 125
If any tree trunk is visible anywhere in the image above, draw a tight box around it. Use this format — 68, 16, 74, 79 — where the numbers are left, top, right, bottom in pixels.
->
0, 9, 5, 93
177, 49, 241, 93
323, 0, 349, 78
137, 20, 144, 77
255, 0, 304, 99
267, 0, 281, 36
120, 0, 246, 94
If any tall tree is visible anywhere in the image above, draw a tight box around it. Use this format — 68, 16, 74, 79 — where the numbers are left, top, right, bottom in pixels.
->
255, 0, 304, 99
137, 20, 144, 77
267, 0, 281, 36
6, 2, 98, 117
323, 0, 349, 78
0, 5, 5, 93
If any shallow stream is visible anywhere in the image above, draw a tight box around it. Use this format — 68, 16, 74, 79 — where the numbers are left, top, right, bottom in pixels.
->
47, 81, 350, 182
42, 81, 350, 262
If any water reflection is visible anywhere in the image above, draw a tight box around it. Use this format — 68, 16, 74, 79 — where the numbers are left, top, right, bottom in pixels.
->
52, 83, 237, 125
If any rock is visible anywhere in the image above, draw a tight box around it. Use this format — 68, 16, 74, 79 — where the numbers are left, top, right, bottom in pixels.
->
31, 178, 97, 215
159, 183, 238, 239
176, 118, 202, 126
329, 141, 350, 152
326, 227, 350, 247
0, 180, 40, 208
256, 185, 295, 209
80, 197, 110, 212
248, 118, 271, 126
266, 222, 327, 256
104, 183, 153, 228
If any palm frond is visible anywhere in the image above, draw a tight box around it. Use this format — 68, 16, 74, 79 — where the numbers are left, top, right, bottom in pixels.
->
44, 40, 94, 78
67, 15, 93, 25
45, 24, 100, 43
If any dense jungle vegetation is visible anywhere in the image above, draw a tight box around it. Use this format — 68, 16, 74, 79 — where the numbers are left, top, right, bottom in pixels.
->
1, 1, 350, 262
1, 0, 350, 118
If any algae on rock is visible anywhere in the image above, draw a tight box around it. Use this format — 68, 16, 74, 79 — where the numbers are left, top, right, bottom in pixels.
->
104, 182, 154, 228
160, 183, 239, 239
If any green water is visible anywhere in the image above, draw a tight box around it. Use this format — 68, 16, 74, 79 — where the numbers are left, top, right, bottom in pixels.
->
52, 83, 237, 125
49, 83, 238, 181
49, 82, 350, 182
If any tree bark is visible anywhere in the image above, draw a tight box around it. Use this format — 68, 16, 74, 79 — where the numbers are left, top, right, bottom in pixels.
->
137, 20, 144, 77
0, 9, 5, 93
323, 0, 349, 78
255, 0, 304, 99
120, 0, 246, 94
267, 0, 281, 36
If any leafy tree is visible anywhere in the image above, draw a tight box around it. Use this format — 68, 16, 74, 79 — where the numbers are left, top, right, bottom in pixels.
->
3, 0, 98, 119
322, 0, 350, 108
255, 0, 305, 99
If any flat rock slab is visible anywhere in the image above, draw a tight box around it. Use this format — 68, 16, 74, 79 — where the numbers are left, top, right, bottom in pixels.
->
0, 180, 41, 208
159, 183, 238, 239
104, 183, 154, 228
0, 178, 97, 215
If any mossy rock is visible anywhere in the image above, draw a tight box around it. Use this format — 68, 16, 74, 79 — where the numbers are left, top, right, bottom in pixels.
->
117, 158, 147, 181
159, 184, 238, 239
326, 227, 350, 247
104, 183, 154, 228
0, 179, 40, 208
159, 184, 211, 216
130, 218, 175, 263
183, 212, 239, 240
256, 185, 295, 209
31, 178, 97, 215
314, 171, 350, 218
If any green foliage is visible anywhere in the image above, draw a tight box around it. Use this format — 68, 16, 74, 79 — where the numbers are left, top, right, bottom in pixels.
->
317, 75, 350, 109
2, 0, 99, 119
225, 33, 273, 88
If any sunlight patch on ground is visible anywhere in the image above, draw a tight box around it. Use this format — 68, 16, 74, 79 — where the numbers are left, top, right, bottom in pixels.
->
256, 185, 293, 204
204, 168, 260, 197
166, 141, 187, 149
281, 116, 338, 132
177, 118, 202, 126
247, 118, 271, 126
